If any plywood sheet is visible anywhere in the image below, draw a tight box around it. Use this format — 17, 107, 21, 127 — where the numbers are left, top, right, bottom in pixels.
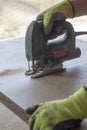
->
0, 38, 87, 129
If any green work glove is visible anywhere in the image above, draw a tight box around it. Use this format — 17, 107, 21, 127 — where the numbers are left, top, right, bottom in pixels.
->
36, 0, 75, 29
26, 87, 87, 130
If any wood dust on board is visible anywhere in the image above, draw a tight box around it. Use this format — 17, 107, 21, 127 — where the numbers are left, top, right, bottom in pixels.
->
0, 68, 25, 76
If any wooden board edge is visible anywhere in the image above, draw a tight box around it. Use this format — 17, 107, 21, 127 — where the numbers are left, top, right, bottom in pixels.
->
0, 92, 30, 124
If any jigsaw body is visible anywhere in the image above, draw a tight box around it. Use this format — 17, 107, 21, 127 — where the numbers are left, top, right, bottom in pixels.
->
25, 15, 87, 78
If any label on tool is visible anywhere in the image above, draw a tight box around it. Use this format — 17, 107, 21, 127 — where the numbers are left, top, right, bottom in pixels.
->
53, 49, 67, 58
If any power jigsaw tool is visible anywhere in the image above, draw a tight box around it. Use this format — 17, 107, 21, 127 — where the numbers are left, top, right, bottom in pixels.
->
25, 14, 87, 78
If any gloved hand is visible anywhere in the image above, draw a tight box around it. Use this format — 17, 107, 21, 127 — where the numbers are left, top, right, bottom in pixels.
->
36, 0, 75, 29
27, 87, 87, 130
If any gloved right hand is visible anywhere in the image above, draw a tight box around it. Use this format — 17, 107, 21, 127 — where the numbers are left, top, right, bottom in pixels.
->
27, 87, 87, 130
36, 0, 75, 29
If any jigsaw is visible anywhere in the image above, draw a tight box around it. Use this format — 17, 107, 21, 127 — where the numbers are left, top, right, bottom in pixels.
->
25, 14, 87, 78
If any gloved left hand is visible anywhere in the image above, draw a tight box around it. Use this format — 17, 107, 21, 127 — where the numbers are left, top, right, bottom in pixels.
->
26, 87, 87, 130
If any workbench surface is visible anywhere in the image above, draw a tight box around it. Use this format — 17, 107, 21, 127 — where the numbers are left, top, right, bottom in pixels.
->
0, 37, 87, 129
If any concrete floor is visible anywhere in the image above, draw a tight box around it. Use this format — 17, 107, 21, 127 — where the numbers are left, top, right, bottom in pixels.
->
0, 104, 29, 130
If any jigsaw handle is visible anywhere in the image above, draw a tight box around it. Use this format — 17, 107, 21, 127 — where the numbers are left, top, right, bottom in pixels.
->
43, 13, 75, 43
43, 13, 65, 35
45, 21, 75, 45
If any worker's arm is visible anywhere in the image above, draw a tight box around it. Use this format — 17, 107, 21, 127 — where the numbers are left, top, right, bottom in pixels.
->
71, 0, 87, 16
27, 87, 87, 130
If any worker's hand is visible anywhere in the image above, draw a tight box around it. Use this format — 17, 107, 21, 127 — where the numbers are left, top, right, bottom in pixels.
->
36, 0, 74, 29
27, 88, 87, 130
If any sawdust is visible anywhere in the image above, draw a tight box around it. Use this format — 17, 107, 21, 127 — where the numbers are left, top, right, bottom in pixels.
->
0, 68, 25, 76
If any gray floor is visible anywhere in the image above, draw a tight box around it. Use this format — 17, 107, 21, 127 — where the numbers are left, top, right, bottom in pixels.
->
0, 103, 29, 130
